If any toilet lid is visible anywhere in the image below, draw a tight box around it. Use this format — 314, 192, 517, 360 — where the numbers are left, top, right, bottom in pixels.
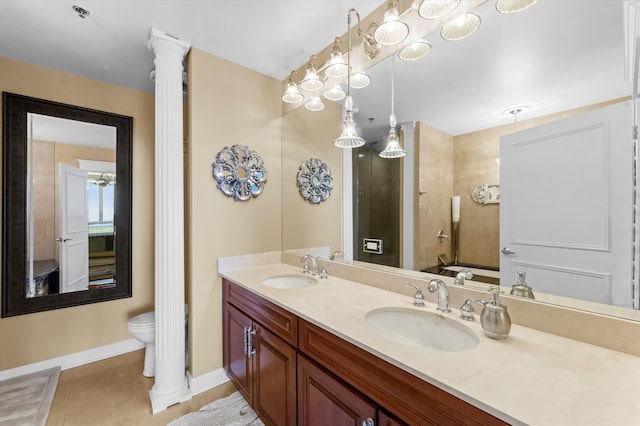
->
128, 311, 155, 327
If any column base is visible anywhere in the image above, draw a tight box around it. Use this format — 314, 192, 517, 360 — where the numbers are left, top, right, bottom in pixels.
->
149, 377, 192, 414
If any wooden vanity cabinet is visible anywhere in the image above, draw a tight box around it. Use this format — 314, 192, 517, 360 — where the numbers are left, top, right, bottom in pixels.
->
222, 279, 297, 426
297, 353, 407, 426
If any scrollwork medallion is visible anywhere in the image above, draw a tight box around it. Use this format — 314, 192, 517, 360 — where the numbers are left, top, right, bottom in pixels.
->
296, 158, 333, 204
212, 144, 267, 201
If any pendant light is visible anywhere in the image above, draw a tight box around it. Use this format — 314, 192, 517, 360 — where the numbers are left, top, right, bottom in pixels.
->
379, 55, 406, 158
335, 9, 366, 149
441, 13, 481, 41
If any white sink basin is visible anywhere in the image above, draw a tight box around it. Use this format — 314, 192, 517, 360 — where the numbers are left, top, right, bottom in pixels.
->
365, 307, 479, 352
262, 274, 318, 289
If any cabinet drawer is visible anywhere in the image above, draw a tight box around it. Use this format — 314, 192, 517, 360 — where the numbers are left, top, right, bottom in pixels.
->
223, 279, 298, 347
299, 319, 507, 426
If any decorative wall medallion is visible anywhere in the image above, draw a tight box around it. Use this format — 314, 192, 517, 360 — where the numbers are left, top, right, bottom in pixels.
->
297, 158, 333, 204
212, 144, 267, 201
470, 184, 500, 204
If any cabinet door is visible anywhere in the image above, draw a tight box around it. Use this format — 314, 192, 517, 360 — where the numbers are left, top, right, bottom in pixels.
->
223, 303, 253, 404
253, 323, 297, 426
378, 410, 408, 426
298, 354, 376, 426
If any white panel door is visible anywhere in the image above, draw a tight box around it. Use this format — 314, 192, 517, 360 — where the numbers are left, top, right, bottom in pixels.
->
59, 163, 89, 293
500, 101, 633, 307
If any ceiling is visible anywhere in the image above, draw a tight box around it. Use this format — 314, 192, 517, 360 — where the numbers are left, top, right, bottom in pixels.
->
0, 0, 631, 140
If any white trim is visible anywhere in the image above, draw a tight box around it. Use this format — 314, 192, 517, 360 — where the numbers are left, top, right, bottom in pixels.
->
77, 159, 116, 173
0, 338, 144, 381
187, 368, 230, 396
342, 148, 354, 263
401, 122, 416, 270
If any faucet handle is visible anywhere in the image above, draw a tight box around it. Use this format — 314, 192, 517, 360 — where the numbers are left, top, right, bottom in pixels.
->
319, 265, 328, 279
403, 282, 425, 307
460, 299, 484, 321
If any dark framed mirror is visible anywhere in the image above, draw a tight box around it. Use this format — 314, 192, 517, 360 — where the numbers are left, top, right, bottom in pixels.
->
2, 92, 132, 317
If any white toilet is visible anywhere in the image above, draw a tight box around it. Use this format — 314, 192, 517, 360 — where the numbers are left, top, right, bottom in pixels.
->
127, 306, 188, 377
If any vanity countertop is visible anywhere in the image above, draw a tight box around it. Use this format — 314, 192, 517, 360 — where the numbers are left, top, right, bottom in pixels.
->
219, 262, 640, 426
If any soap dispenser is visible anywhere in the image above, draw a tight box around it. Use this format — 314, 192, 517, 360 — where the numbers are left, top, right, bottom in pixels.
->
510, 271, 535, 299
480, 287, 511, 340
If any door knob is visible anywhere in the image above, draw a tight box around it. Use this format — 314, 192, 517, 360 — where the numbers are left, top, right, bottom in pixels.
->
362, 418, 375, 426
501, 247, 516, 255
55, 237, 71, 243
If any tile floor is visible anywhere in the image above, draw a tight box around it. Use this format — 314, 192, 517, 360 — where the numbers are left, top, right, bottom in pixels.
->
46, 349, 237, 426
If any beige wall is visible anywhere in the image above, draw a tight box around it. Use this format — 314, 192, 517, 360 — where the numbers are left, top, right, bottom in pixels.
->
0, 57, 155, 370
186, 49, 283, 377
281, 102, 343, 253
32, 140, 56, 260
415, 122, 454, 270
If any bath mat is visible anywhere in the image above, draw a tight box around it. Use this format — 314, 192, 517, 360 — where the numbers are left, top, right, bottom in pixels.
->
0, 366, 61, 426
168, 391, 265, 426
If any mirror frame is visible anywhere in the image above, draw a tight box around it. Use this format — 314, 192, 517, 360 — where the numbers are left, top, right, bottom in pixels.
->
2, 92, 133, 317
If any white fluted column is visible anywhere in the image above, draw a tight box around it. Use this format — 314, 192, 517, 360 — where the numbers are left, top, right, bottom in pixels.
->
147, 28, 191, 414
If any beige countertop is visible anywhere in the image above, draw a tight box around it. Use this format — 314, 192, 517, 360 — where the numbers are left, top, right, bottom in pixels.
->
219, 261, 640, 426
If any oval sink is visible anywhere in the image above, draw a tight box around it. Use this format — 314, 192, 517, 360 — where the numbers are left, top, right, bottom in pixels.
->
262, 274, 318, 289
365, 307, 479, 352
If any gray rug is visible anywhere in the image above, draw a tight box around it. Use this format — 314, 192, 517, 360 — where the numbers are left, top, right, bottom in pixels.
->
0, 366, 61, 426
168, 391, 265, 426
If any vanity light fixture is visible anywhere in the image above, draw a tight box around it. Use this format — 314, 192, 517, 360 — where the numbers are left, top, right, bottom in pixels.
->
300, 55, 324, 92
496, 0, 538, 14
323, 85, 346, 102
374, 0, 410, 46
305, 96, 325, 111
398, 40, 431, 61
441, 13, 481, 41
418, 0, 461, 19
282, 71, 304, 104
379, 55, 406, 158
324, 37, 349, 79
335, 8, 366, 148
349, 72, 372, 89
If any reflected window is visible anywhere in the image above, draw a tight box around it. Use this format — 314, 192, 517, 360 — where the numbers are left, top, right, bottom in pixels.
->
87, 172, 115, 235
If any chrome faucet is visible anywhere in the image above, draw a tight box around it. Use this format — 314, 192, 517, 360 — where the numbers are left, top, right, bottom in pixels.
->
301, 255, 319, 275
454, 269, 473, 286
329, 250, 344, 261
428, 279, 451, 313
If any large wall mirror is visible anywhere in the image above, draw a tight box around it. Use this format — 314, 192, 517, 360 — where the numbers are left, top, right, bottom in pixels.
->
346, 0, 639, 317
2, 92, 132, 317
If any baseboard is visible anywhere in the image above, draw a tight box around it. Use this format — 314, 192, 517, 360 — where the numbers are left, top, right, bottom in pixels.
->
0, 338, 144, 381
187, 367, 230, 396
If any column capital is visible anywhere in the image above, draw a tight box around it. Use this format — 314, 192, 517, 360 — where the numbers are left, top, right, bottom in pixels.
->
148, 28, 191, 57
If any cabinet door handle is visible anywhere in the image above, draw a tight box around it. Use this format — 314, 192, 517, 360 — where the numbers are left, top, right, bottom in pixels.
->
362, 418, 375, 426
243, 326, 252, 355
247, 327, 256, 357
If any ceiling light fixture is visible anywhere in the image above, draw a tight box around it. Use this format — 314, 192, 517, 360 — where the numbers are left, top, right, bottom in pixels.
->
323, 85, 346, 102
349, 72, 372, 89
441, 13, 481, 41
300, 55, 324, 92
398, 40, 431, 61
380, 55, 406, 158
335, 9, 366, 149
418, 0, 461, 19
324, 37, 349, 79
72, 5, 90, 19
305, 96, 325, 111
374, 0, 410, 46
282, 71, 304, 104
496, 0, 538, 14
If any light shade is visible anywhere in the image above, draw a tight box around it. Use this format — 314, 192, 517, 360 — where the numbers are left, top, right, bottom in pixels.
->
324, 37, 349, 79
399, 40, 431, 61
496, 0, 538, 14
374, 0, 409, 46
334, 111, 365, 148
441, 13, 481, 41
379, 127, 406, 158
282, 71, 303, 103
300, 55, 324, 92
418, 0, 461, 19
349, 72, 371, 89
305, 97, 325, 111
323, 85, 346, 102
